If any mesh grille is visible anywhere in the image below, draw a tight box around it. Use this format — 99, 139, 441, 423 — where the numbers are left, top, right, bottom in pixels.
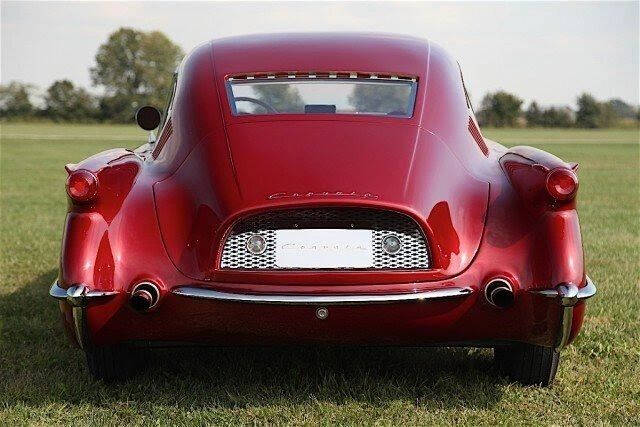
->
220, 208, 430, 270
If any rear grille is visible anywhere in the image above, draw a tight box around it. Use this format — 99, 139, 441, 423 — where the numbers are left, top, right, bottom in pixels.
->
220, 208, 430, 270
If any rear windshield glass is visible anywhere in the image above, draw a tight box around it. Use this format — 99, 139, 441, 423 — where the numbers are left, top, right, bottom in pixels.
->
227, 77, 417, 117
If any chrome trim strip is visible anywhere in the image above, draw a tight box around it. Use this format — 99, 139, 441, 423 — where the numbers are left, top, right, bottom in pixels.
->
173, 286, 473, 305
49, 281, 118, 307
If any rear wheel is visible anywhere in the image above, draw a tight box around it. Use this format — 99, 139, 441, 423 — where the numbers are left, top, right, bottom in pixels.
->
494, 343, 560, 386
85, 345, 145, 381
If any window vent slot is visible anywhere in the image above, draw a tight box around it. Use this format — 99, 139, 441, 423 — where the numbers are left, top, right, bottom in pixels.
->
468, 116, 488, 156
153, 118, 173, 158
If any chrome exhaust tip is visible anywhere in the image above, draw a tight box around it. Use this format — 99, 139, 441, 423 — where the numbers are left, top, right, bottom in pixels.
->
130, 282, 159, 312
485, 278, 514, 308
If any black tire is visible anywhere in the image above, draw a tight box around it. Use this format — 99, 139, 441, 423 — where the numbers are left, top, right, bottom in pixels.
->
85, 345, 145, 381
494, 343, 560, 386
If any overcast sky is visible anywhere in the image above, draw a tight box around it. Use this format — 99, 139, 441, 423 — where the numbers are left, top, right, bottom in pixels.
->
1, 1, 638, 108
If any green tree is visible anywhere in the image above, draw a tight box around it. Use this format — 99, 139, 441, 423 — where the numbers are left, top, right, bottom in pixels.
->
575, 93, 600, 128
252, 84, 304, 113
348, 83, 412, 114
90, 28, 183, 122
96, 93, 134, 123
603, 99, 640, 127
477, 91, 523, 127
607, 99, 636, 119
0, 81, 35, 119
525, 101, 543, 127
44, 80, 97, 122
596, 101, 618, 128
539, 106, 573, 127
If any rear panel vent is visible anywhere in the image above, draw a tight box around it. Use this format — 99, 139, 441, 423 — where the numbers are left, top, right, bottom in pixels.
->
468, 117, 489, 156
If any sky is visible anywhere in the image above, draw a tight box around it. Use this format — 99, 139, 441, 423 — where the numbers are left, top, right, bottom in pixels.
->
1, 1, 638, 109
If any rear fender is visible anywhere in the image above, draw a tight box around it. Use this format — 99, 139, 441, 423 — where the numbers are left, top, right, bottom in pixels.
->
59, 150, 196, 346
60, 150, 142, 289
498, 146, 584, 286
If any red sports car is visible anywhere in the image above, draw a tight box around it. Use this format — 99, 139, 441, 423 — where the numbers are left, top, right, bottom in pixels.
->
51, 33, 595, 385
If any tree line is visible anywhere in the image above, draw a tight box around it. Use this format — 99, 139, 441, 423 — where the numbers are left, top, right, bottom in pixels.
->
1, 27, 638, 128
476, 91, 639, 128
0, 28, 183, 124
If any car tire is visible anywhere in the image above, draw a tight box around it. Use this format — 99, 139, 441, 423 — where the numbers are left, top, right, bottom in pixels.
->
85, 345, 145, 381
494, 344, 560, 386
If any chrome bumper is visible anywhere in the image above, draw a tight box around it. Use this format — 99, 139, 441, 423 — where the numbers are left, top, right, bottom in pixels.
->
50, 281, 118, 307
49, 281, 118, 350
531, 276, 597, 351
173, 286, 473, 305
532, 278, 597, 304
50, 277, 596, 351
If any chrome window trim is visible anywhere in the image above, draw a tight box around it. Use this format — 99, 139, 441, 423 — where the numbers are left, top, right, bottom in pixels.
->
226, 73, 418, 118
227, 72, 417, 82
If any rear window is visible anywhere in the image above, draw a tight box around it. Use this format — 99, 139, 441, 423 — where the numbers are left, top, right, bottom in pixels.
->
226, 74, 417, 118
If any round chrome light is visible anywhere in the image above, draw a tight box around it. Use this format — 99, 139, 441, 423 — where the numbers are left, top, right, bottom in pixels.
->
381, 234, 402, 255
246, 234, 267, 255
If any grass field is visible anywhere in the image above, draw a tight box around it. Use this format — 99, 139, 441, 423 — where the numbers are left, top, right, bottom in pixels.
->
1, 123, 639, 425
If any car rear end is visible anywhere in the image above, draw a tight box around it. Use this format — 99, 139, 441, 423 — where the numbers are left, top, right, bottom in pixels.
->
50, 33, 595, 385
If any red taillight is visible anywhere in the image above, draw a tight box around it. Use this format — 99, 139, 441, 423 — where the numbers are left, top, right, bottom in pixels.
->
545, 168, 578, 201
66, 170, 98, 202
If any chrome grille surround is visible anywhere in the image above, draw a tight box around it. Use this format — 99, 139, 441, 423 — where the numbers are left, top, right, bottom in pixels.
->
220, 208, 430, 270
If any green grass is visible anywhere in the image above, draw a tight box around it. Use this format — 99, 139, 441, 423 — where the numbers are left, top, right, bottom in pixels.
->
1, 123, 639, 425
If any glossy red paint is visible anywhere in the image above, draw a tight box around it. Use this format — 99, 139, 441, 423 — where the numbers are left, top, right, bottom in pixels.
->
54, 33, 591, 351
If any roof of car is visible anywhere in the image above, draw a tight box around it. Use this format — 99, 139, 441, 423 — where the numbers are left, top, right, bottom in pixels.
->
207, 32, 431, 79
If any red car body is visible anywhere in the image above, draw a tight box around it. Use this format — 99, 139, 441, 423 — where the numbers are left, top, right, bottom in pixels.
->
51, 33, 595, 384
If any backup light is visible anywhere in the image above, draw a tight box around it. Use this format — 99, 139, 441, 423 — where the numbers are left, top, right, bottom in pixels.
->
246, 234, 267, 255
382, 235, 402, 255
